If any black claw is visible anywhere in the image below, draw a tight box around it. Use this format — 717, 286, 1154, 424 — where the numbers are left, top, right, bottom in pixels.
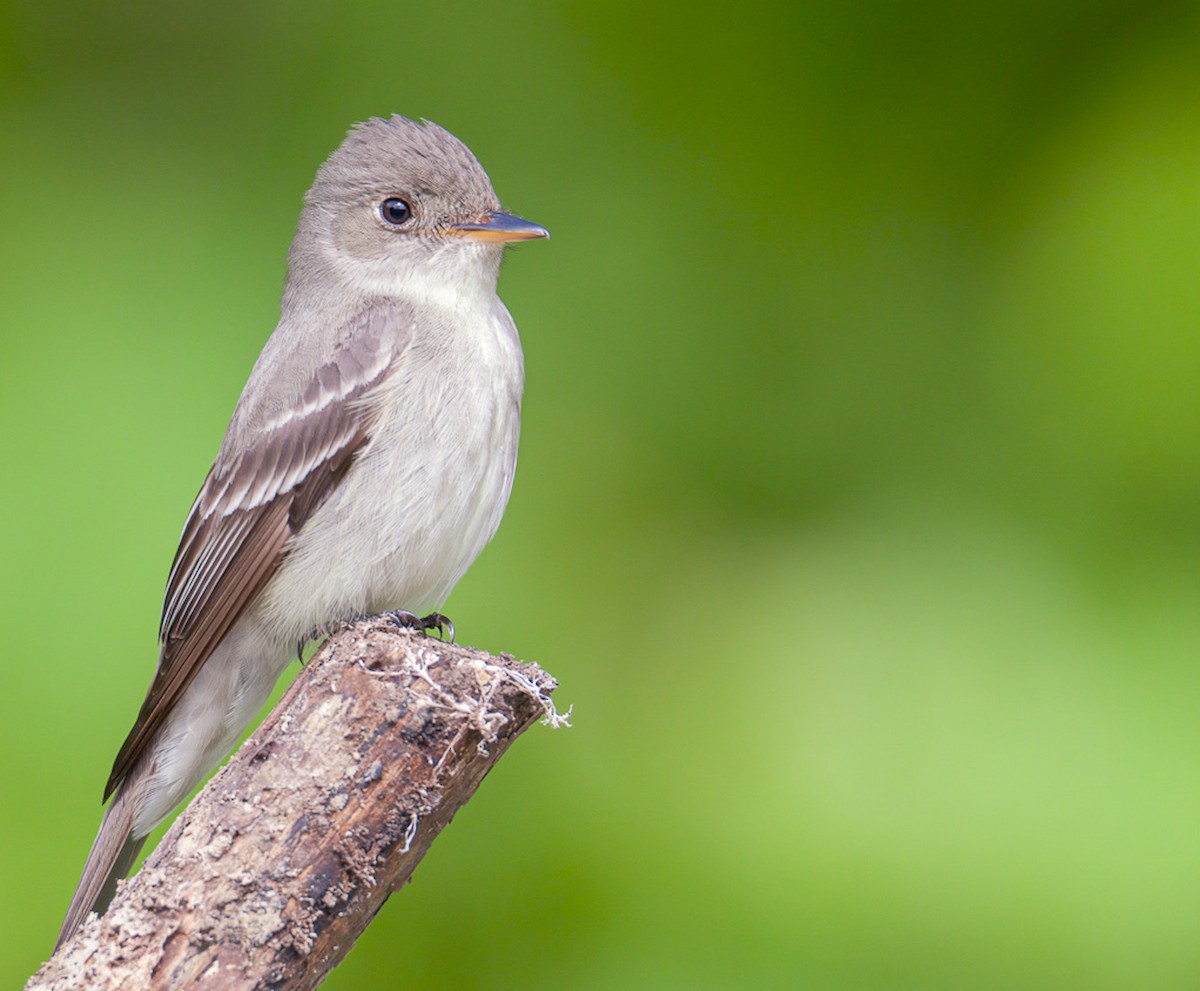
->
421, 613, 455, 643
384, 610, 455, 642
385, 609, 422, 631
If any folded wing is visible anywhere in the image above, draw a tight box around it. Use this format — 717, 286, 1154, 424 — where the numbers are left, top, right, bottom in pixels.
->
104, 300, 413, 799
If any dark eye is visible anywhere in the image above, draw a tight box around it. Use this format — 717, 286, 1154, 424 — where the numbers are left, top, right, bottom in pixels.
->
379, 198, 412, 225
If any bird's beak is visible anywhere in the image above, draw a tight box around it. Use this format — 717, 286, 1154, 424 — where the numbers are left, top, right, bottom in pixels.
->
452, 212, 550, 243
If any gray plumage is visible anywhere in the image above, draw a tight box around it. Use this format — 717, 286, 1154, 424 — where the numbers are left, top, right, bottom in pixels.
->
56, 116, 547, 949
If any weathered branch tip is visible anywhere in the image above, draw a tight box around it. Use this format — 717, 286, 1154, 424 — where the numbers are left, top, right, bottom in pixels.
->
28, 619, 560, 991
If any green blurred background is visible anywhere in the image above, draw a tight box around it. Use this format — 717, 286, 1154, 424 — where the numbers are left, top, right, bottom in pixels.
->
4, 1, 1200, 987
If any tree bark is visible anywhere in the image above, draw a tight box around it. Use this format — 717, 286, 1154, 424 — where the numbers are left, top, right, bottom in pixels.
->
27, 619, 561, 991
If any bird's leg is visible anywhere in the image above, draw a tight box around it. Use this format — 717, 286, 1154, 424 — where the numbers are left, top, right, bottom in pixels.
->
421, 612, 455, 643
385, 610, 455, 643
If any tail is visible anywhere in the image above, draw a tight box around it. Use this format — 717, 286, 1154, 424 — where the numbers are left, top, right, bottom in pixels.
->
55, 774, 147, 951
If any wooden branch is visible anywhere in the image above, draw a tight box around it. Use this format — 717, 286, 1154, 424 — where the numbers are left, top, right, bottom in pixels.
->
27, 620, 561, 991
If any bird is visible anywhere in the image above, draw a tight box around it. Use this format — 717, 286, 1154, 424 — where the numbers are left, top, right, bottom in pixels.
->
55, 115, 548, 949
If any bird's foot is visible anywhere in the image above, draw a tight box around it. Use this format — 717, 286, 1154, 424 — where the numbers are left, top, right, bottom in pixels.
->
384, 610, 455, 643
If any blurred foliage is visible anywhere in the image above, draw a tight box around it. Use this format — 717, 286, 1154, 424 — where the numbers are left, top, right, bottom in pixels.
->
3, 1, 1200, 988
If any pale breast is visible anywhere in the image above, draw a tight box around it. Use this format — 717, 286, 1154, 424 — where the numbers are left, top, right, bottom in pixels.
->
257, 299, 523, 641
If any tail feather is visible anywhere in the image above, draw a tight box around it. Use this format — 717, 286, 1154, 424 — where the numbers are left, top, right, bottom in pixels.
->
55, 780, 146, 951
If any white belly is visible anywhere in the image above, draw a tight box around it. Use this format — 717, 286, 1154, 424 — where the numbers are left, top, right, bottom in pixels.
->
255, 302, 523, 644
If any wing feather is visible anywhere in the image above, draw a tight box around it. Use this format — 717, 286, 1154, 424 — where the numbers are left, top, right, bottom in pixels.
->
104, 300, 412, 799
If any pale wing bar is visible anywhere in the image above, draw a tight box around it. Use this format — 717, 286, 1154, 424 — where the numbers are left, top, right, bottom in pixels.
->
104, 302, 411, 799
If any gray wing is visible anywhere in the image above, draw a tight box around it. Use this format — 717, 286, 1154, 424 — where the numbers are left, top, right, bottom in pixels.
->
104, 300, 413, 799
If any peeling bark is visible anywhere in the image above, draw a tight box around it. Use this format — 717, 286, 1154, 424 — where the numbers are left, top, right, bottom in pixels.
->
28, 620, 560, 991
